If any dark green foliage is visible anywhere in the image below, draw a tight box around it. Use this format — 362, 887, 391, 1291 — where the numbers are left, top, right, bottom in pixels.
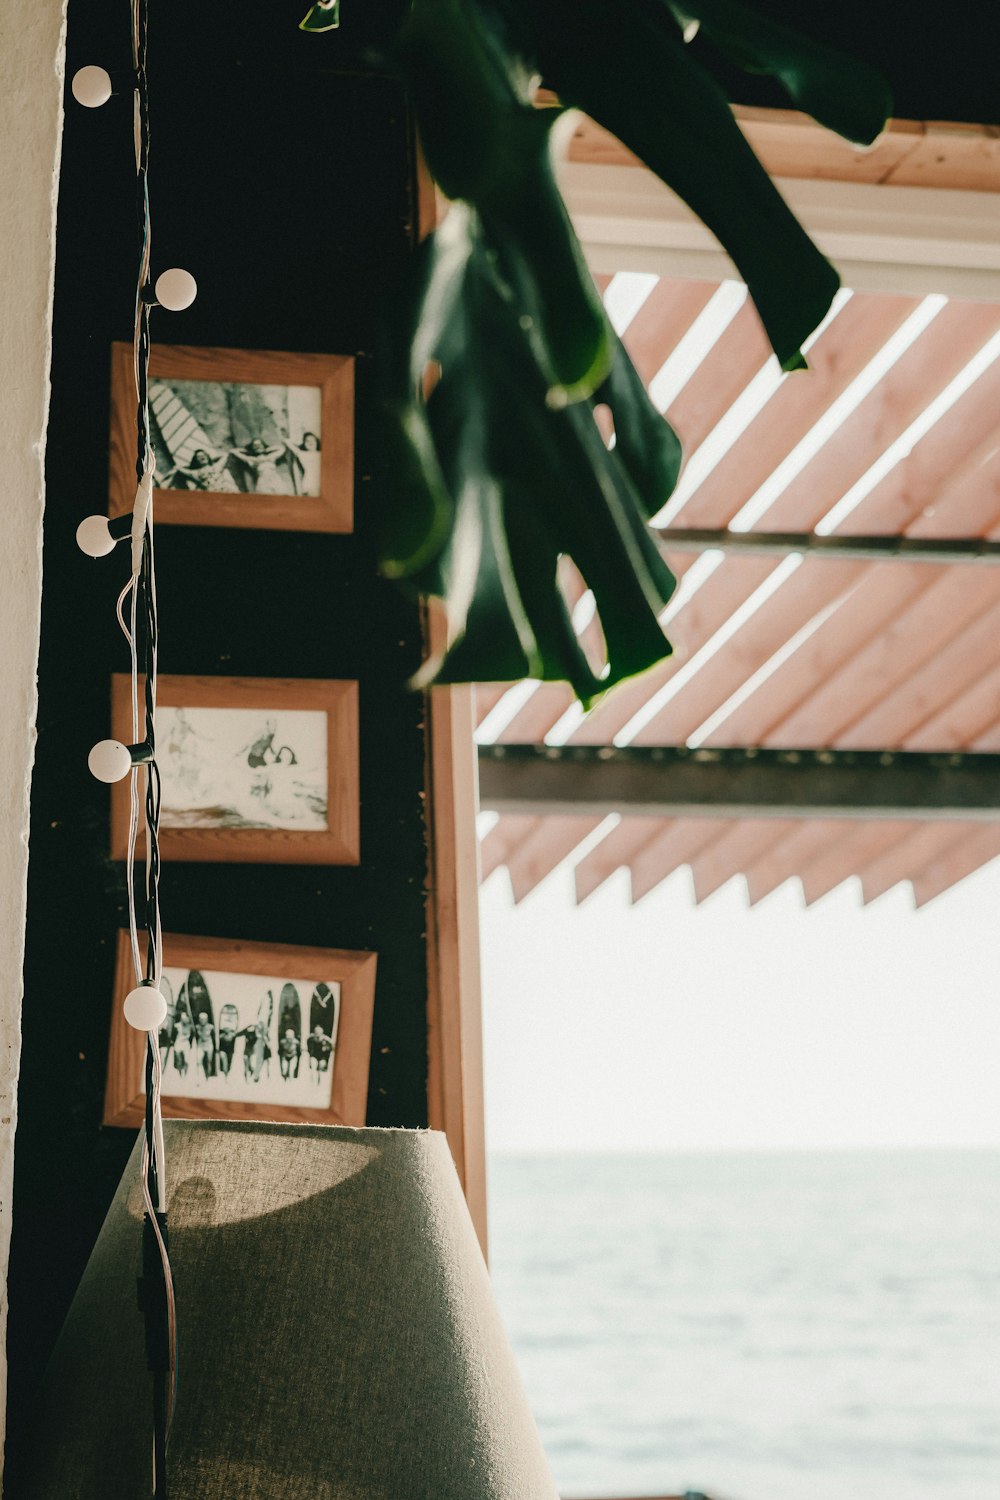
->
380, 208, 681, 704
315, 1, 891, 700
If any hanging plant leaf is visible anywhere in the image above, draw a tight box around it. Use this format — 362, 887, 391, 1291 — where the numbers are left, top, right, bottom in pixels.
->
299, 0, 340, 34
380, 207, 680, 705
664, 0, 893, 145
306, 0, 892, 698
507, 0, 847, 370
396, 0, 613, 405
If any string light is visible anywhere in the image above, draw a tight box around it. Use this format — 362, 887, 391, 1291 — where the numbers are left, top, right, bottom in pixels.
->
152, 267, 197, 311
76, 515, 117, 558
87, 739, 149, 783
73, 0, 180, 1491
124, 982, 169, 1032
71, 65, 113, 108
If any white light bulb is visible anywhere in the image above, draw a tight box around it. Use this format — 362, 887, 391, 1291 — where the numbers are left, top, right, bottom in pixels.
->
76, 514, 115, 558
88, 739, 133, 783
71, 66, 113, 108
123, 983, 168, 1032
154, 267, 197, 311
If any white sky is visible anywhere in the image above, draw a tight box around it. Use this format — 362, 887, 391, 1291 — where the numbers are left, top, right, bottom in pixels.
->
480, 855, 1000, 1154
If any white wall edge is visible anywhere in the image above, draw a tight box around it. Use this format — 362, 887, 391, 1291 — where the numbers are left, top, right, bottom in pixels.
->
0, 1, 68, 1464
559, 160, 1000, 302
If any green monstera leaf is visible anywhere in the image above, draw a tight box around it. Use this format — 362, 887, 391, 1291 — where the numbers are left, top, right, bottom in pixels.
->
504, 0, 879, 371
381, 207, 681, 704
307, 0, 892, 700
663, 0, 892, 146
395, 0, 612, 406
299, 0, 339, 34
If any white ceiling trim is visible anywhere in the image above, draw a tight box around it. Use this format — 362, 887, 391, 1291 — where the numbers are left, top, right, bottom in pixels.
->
559, 160, 1000, 302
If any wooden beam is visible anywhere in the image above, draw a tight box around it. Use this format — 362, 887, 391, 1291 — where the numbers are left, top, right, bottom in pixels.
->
424, 604, 489, 1256
416, 136, 488, 1253
479, 744, 1000, 821
559, 102, 1000, 194
657, 530, 1000, 564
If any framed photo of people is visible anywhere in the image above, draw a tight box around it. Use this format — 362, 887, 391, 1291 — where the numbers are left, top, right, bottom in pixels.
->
108, 343, 354, 533
104, 932, 377, 1128
109, 674, 360, 865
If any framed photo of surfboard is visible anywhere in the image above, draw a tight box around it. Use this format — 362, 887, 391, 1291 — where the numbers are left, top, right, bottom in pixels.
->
104, 932, 377, 1128
108, 342, 354, 533
108, 673, 360, 864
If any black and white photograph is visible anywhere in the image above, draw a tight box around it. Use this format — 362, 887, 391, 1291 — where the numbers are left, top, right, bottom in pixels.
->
154, 966, 342, 1109
109, 344, 355, 535
105, 933, 377, 1127
158, 704, 329, 832
110, 675, 360, 865
148, 376, 324, 497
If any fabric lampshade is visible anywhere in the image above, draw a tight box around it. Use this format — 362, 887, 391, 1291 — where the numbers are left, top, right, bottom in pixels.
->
15, 1120, 559, 1500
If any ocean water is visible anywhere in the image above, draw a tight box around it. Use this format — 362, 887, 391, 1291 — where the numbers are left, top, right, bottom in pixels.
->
488, 1150, 1000, 1500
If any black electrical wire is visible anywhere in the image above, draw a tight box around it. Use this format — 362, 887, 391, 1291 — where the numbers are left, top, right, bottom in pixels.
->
132, 0, 173, 1492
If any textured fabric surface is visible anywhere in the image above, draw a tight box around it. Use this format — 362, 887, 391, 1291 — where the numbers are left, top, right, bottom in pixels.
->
16, 1122, 558, 1499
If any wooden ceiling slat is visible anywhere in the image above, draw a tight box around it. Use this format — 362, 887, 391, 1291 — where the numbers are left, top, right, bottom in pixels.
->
689, 819, 799, 905
759, 302, 1000, 532
672, 293, 920, 530
854, 367, 1000, 540
572, 816, 666, 904
475, 683, 514, 727
571, 555, 779, 745
913, 827, 1000, 907
764, 567, 1000, 749
967, 714, 1000, 751
678, 435, 1000, 751
506, 815, 605, 904
842, 594, 1000, 750
744, 820, 846, 905
859, 822, 970, 904
628, 819, 736, 904
664, 300, 773, 453
480, 814, 540, 881
472, 289, 1000, 906
620, 278, 719, 385
631, 556, 867, 746
903, 674, 1000, 751
907, 443, 1000, 538
799, 821, 921, 905
495, 683, 575, 745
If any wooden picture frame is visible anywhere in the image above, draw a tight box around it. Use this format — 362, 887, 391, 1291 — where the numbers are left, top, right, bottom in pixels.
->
110, 674, 360, 864
104, 931, 377, 1128
109, 342, 354, 533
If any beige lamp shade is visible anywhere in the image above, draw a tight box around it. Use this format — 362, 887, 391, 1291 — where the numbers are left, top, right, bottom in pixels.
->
16, 1121, 559, 1500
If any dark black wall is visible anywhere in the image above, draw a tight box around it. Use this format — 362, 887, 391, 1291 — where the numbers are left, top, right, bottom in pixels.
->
693, 1, 1000, 125
7, 0, 428, 1451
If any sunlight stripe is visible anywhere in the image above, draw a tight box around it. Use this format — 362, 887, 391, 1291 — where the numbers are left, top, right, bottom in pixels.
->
816, 324, 1000, 536
647, 280, 747, 414
656, 548, 726, 629
651, 290, 853, 529
685, 591, 852, 748
728, 294, 947, 533
603, 271, 658, 338
567, 813, 622, 866
545, 701, 586, 746
614, 554, 805, 745
475, 680, 539, 744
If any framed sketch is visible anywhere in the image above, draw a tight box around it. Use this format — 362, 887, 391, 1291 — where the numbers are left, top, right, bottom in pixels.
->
109, 674, 360, 864
108, 343, 354, 533
104, 931, 377, 1128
